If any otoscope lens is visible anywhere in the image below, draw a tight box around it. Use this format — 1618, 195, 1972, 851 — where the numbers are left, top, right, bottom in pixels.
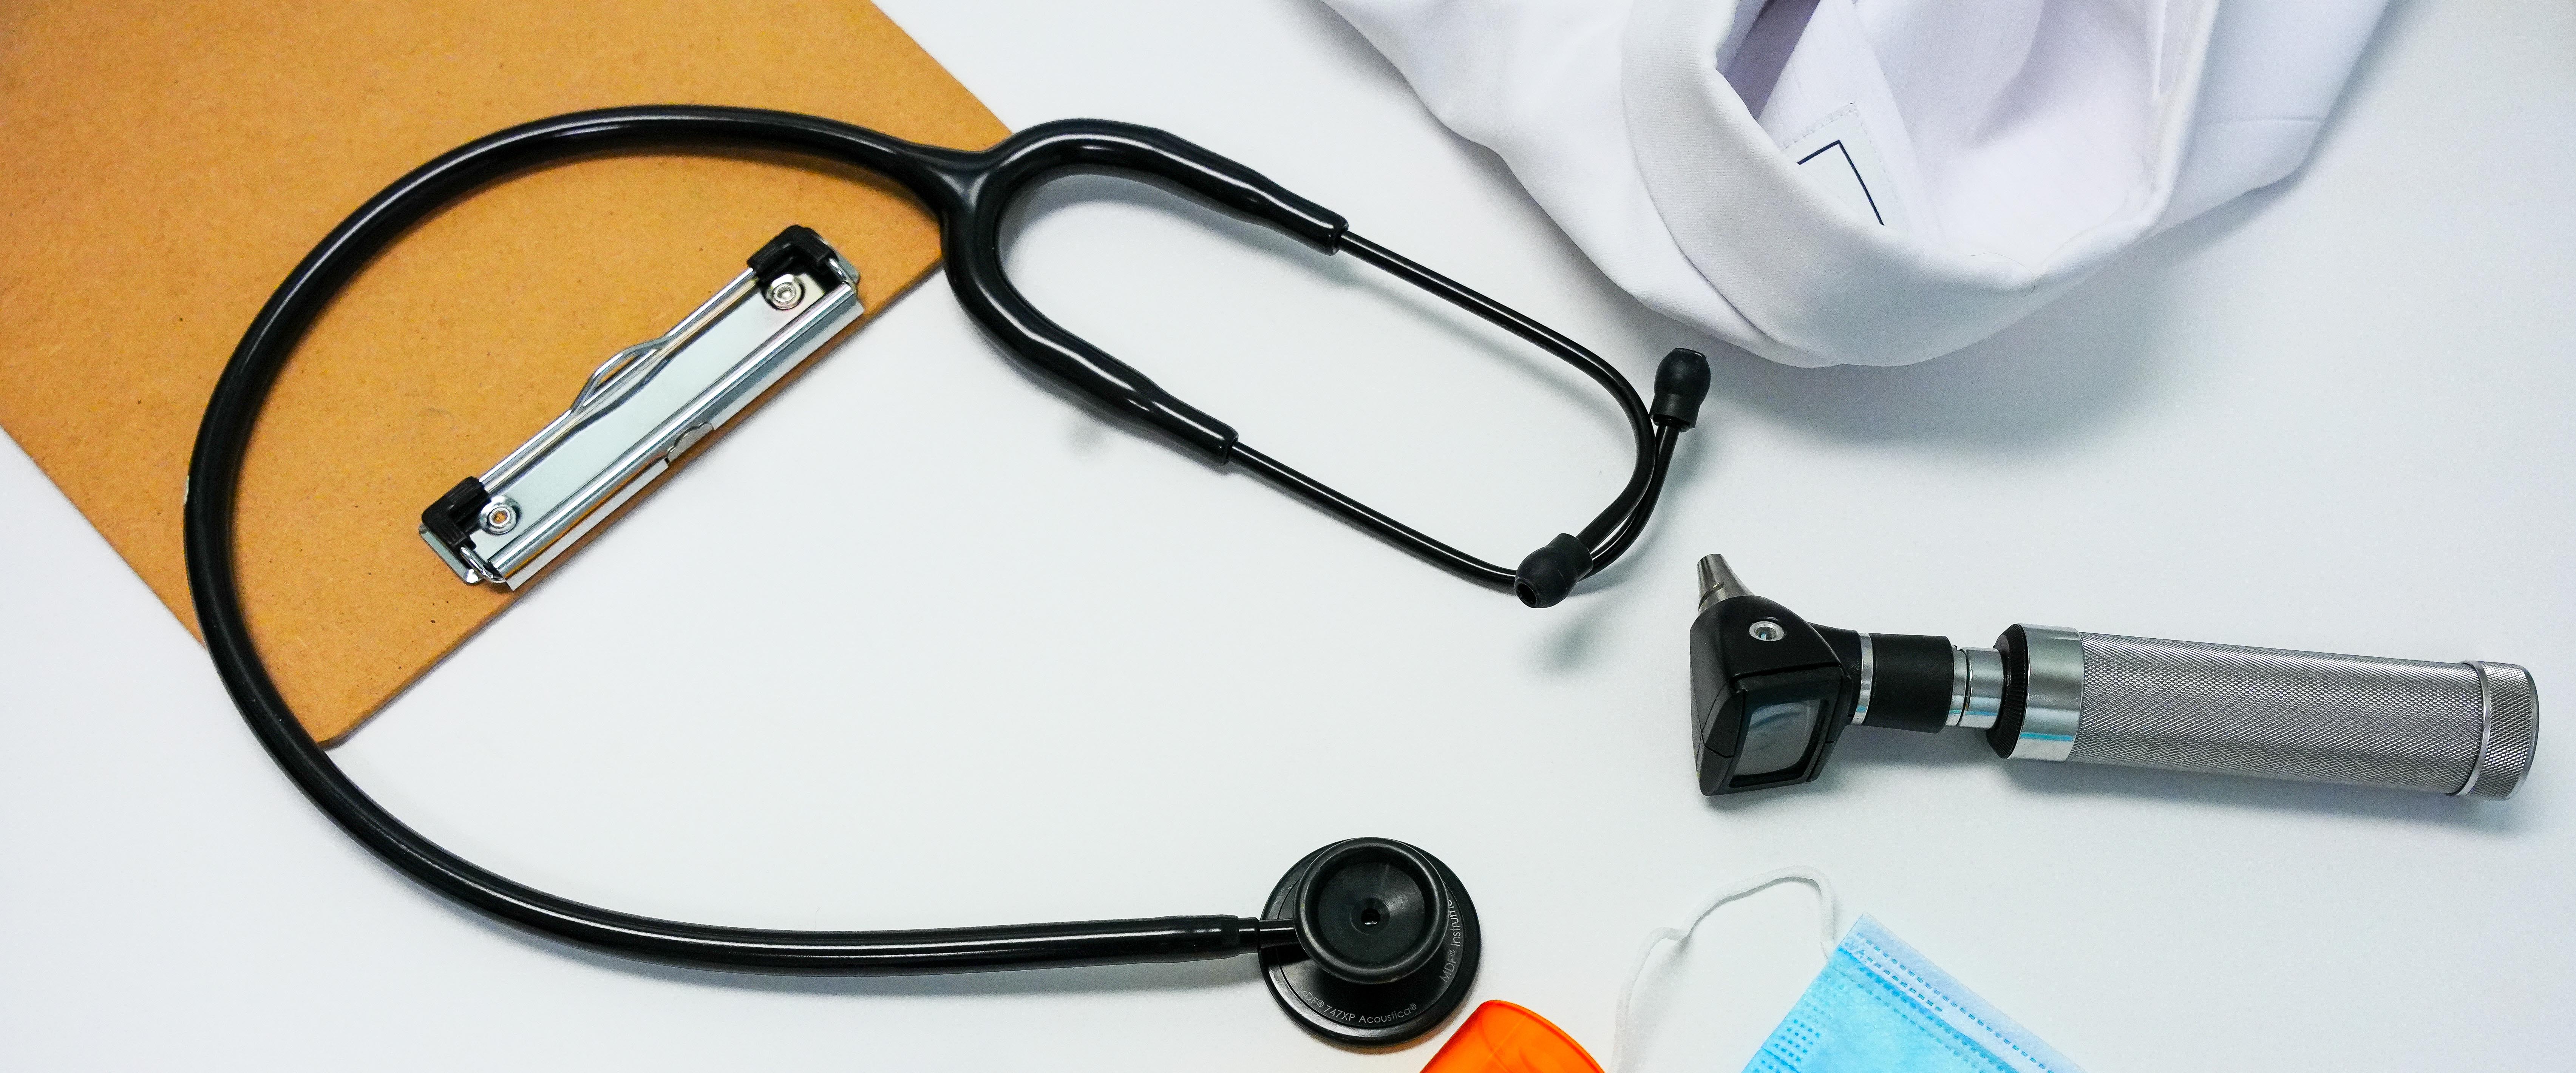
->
1738, 698, 1822, 776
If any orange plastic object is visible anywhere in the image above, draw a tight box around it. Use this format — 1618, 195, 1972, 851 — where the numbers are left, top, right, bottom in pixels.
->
1421, 1001, 1606, 1073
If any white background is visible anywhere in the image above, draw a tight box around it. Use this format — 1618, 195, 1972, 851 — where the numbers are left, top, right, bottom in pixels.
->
5, 1, 2570, 1068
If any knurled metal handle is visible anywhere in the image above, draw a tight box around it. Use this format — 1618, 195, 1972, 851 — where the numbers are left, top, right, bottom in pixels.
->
2004, 629, 2538, 800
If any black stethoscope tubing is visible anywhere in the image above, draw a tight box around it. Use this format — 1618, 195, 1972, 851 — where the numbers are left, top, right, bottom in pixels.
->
186, 107, 1700, 975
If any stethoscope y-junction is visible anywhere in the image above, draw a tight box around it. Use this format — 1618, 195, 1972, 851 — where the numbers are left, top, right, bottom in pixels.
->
188, 108, 1706, 1046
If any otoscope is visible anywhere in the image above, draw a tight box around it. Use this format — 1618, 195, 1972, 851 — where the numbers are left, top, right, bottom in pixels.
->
1686, 555, 2539, 798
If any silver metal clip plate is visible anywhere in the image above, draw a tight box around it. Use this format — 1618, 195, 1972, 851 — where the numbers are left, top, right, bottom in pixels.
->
418, 227, 863, 588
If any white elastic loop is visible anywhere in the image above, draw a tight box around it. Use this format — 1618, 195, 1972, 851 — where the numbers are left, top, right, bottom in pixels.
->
1609, 866, 1840, 1073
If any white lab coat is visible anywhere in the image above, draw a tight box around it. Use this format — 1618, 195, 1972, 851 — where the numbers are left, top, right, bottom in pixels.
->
1323, 0, 2388, 366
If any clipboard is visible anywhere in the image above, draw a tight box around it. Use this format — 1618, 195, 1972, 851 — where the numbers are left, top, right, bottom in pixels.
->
0, 0, 1008, 740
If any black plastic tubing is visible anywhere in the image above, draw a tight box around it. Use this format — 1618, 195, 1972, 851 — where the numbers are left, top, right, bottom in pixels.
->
185, 107, 1685, 973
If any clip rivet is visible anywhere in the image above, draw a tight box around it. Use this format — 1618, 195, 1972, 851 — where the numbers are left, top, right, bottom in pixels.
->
763, 275, 805, 310
479, 497, 519, 535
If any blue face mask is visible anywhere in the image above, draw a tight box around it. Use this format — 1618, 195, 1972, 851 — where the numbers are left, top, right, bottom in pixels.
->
1614, 868, 2086, 1073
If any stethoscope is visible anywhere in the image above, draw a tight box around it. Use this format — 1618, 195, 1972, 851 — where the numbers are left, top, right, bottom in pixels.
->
186, 107, 1708, 1047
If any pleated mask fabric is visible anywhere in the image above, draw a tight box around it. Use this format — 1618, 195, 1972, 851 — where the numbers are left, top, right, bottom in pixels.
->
1746, 916, 2085, 1073
1614, 868, 2084, 1073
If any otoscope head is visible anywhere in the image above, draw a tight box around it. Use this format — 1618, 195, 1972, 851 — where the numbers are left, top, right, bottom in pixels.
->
1687, 556, 1856, 795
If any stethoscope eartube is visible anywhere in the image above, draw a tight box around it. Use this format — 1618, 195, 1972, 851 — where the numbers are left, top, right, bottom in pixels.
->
178, 106, 1660, 1047
933, 117, 1707, 608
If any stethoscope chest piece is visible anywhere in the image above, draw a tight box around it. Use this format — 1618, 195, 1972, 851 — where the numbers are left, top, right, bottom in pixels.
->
1262, 838, 1480, 1047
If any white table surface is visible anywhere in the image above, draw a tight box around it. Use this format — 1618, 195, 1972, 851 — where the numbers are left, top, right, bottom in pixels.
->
6, 1, 2570, 1068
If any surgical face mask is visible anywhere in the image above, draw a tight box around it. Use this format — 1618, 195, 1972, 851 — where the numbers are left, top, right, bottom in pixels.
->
1614, 868, 2086, 1073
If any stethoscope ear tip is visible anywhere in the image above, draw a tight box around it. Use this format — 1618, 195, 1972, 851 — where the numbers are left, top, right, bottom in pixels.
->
1653, 348, 1710, 429
1516, 534, 1595, 608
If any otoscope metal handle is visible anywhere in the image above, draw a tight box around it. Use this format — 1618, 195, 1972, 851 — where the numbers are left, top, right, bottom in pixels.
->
1990, 626, 2540, 800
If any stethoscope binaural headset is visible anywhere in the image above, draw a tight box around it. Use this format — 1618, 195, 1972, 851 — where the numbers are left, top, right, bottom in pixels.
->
186, 108, 1709, 1047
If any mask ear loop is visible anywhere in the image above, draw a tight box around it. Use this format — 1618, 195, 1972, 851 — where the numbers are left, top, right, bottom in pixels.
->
1610, 866, 1842, 1073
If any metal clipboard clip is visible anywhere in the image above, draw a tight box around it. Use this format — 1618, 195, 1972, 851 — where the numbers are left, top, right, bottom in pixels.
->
419, 225, 863, 588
